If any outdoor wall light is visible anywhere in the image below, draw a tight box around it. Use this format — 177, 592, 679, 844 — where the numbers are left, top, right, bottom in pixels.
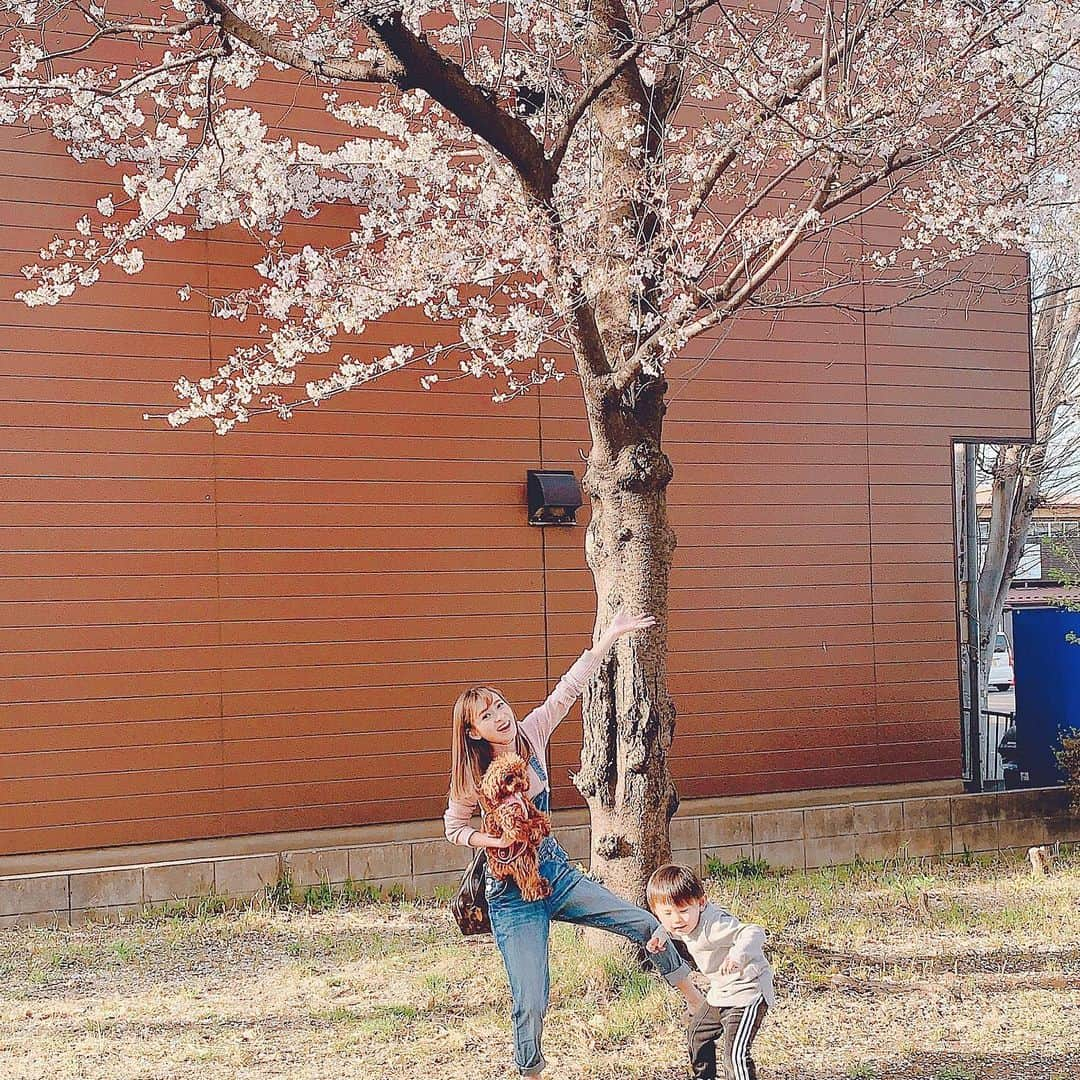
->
526, 469, 583, 526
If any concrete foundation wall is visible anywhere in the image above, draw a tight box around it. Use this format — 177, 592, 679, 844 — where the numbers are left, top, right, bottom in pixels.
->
2, 785, 1076, 929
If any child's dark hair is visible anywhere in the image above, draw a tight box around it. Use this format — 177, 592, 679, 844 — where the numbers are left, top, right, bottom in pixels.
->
646, 863, 706, 909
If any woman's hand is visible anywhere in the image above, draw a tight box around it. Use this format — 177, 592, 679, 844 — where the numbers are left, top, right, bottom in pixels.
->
597, 606, 656, 651
474, 833, 514, 850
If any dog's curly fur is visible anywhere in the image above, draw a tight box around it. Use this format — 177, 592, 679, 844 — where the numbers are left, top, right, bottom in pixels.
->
479, 754, 551, 901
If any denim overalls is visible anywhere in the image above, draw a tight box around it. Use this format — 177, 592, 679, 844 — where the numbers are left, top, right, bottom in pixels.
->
485, 752, 691, 1076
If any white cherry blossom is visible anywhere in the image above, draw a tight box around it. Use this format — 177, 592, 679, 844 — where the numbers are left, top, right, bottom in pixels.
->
1, 0, 1077, 430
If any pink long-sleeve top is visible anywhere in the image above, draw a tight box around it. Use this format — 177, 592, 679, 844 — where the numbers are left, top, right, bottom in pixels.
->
443, 649, 604, 847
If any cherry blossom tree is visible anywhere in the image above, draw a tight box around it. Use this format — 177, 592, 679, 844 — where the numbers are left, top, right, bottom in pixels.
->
3, 0, 1079, 901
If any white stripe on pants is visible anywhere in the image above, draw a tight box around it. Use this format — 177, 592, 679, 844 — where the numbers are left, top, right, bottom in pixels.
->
728, 996, 765, 1080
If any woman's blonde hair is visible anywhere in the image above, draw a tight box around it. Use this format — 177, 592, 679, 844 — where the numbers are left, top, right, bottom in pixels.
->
450, 686, 535, 802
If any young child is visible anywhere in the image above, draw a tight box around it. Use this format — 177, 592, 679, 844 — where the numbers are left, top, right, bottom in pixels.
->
646, 863, 774, 1080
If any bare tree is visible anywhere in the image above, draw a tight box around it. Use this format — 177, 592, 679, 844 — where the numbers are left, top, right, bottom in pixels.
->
3, 0, 1079, 901
977, 43, 1080, 685
978, 272, 1080, 681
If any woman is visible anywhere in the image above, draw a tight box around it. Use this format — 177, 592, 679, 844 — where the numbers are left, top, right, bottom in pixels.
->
444, 607, 704, 1077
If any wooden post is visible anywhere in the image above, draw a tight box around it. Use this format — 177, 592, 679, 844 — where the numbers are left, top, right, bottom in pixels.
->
1028, 846, 1051, 877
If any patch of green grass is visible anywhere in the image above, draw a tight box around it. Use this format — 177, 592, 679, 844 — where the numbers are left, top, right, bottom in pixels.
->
313, 1005, 363, 1024
300, 877, 361, 909
593, 1001, 654, 1046
36, 939, 98, 970
586, 960, 668, 1047
742, 886, 814, 933
549, 943, 668, 1020
704, 854, 771, 881
617, 968, 653, 1002
312, 1001, 419, 1036
110, 939, 137, 963
882, 863, 938, 893
598, 953, 651, 998
264, 869, 295, 908
937, 898, 975, 929
272, 874, 402, 912
139, 893, 231, 924
846, 1065, 879, 1080
299, 880, 338, 910
420, 972, 452, 1010
933, 1067, 975, 1080
358, 1004, 419, 1038
796, 862, 866, 900
189, 893, 231, 918
549, 925, 596, 1004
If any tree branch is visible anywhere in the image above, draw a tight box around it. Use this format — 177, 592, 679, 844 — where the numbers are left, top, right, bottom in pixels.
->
199, 0, 402, 84
677, 0, 898, 228
0, 15, 213, 78
688, 162, 839, 320
547, 0, 721, 175
198, 1, 551, 195
113, 48, 225, 97
685, 142, 822, 286
819, 31, 1080, 215
362, 12, 551, 197
612, 159, 839, 394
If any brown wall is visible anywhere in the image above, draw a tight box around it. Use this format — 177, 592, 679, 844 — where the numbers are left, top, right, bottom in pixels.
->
0, 108, 1032, 857
541, 236, 1032, 807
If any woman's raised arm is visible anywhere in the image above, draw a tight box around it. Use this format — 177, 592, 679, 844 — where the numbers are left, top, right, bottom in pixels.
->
525, 607, 656, 745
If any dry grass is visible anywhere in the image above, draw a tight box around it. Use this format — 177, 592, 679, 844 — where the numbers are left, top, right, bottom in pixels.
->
0, 848, 1077, 1080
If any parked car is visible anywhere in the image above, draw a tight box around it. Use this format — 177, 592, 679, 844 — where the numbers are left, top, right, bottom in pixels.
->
988, 631, 1014, 691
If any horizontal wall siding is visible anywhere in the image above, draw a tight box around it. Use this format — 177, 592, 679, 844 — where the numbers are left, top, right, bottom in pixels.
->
0, 107, 555, 853
866, 232, 1032, 785
0, 77, 1032, 855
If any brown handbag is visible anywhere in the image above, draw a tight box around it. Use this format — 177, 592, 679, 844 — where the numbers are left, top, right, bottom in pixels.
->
451, 846, 492, 936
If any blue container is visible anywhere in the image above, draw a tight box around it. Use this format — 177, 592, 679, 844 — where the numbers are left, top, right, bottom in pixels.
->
1012, 606, 1080, 786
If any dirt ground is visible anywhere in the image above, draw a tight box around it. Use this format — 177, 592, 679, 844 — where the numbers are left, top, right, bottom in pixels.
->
0, 848, 1077, 1080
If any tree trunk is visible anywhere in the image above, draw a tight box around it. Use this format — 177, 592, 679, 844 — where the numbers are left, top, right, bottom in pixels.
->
978, 445, 1036, 681
572, 379, 679, 909
556, 0, 685, 923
